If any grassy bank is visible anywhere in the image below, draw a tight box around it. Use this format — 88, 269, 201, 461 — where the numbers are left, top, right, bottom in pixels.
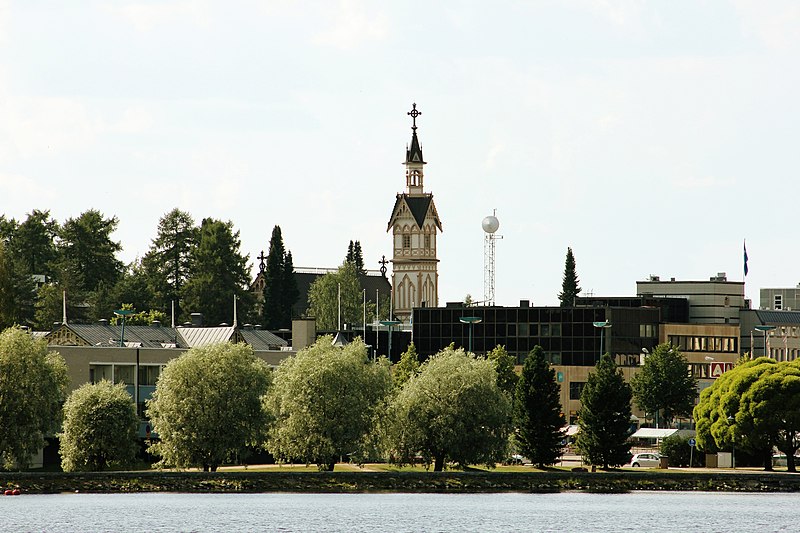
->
3, 469, 800, 494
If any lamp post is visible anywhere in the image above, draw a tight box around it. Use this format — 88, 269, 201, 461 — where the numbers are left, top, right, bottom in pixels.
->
592, 321, 612, 357
380, 319, 401, 360
459, 316, 483, 353
754, 325, 776, 358
727, 415, 736, 469
114, 309, 134, 347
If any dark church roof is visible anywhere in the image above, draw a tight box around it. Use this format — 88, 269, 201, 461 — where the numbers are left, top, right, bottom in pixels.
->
387, 194, 442, 231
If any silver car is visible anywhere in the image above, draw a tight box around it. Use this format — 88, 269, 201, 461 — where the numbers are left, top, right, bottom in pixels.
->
630, 453, 661, 468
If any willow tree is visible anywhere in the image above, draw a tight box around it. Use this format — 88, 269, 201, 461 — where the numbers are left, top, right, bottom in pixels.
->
384, 345, 511, 471
264, 337, 392, 470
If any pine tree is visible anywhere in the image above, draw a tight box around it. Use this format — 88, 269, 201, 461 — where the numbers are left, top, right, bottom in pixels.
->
262, 226, 298, 330
344, 239, 366, 276
513, 345, 565, 468
575, 353, 632, 469
558, 247, 581, 307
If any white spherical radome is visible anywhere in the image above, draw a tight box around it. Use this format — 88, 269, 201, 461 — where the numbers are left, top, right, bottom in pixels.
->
482, 215, 500, 234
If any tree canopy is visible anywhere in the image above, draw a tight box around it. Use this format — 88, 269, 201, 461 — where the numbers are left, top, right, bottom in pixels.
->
264, 336, 392, 470
575, 354, 632, 468
487, 344, 518, 397
558, 247, 581, 307
262, 225, 298, 330
514, 346, 565, 467
393, 342, 421, 389
384, 345, 512, 471
0, 327, 68, 470
345, 240, 366, 276
182, 218, 253, 326
56, 209, 123, 294
147, 342, 272, 471
631, 343, 697, 427
59, 380, 139, 472
307, 262, 367, 331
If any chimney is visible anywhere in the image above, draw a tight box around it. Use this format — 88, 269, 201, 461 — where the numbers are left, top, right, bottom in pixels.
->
151, 320, 161, 327
190, 313, 203, 327
98, 319, 109, 326
519, 299, 530, 308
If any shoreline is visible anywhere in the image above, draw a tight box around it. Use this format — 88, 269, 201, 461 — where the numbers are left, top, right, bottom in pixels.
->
3, 469, 800, 494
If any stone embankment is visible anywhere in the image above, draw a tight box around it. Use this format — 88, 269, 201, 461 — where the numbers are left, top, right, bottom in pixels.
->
2, 470, 800, 494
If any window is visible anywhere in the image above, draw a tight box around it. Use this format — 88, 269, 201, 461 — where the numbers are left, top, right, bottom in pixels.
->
89, 364, 112, 383
138, 365, 162, 386
114, 365, 135, 385
424, 234, 431, 249
547, 352, 562, 365
541, 324, 550, 337
402, 234, 411, 249
517, 323, 528, 337
569, 381, 585, 400
775, 294, 783, 310
639, 324, 656, 338
551, 323, 562, 336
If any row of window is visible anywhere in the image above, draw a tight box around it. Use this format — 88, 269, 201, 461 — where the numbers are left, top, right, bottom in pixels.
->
89, 363, 164, 387
667, 335, 738, 353
401, 234, 433, 249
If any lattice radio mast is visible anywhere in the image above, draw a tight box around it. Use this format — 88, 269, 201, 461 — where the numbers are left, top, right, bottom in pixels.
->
482, 210, 502, 305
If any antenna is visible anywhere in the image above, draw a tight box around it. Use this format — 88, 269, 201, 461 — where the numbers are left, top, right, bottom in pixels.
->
482, 210, 502, 305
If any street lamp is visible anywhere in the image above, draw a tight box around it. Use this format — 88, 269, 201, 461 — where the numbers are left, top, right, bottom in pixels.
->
459, 316, 482, 353
380, 319, 401, 360
727, 415, 736, 469
754, 325, 776, 358
114, 309, 134, 347
592, 321, 612, 357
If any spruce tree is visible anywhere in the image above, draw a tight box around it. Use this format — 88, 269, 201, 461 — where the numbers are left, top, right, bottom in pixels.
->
575, 353, 632, 468
344, 239, 366, 276
513, 345, 565, 467
263, 226, 297, 330
558, 247, 581, 307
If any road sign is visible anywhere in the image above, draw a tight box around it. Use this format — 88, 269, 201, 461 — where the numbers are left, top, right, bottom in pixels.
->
688, 438, 696, 447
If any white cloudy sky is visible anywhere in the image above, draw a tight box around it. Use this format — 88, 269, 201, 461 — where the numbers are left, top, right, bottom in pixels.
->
2, 1, 798, 308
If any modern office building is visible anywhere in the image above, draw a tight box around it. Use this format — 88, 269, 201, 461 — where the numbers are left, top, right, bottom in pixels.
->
636, 273, 747, 325
759, 285, 800, 311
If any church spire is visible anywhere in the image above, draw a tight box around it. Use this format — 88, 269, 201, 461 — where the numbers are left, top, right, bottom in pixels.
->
404, 103, 426, 194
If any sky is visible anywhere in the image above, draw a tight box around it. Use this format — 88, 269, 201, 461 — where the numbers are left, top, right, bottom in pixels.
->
2, 1, 799, 309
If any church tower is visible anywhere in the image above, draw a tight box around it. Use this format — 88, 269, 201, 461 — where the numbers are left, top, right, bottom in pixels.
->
387, 104, 442, 323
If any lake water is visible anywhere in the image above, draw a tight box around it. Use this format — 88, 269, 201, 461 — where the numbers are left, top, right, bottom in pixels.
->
2, 491, 799, 532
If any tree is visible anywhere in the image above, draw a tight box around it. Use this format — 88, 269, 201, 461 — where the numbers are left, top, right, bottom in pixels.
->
262, 226, 298, 330
694, 357, 800, 471
487, 344, 518, 396
558, 247, 581, 307
146, 342, 272, 471
55, 209, 123, 294
384, 345, 512, 471
0, 241, 36, 329
0, 327, 68, 470
182, 218, 253, 326
631, 343, 697, 427
112, 259, 157, 316
307, 262, 368, 330
264, 336, 392, 470
9, 210, 59, 280
345, 240, 366, 276
142, 208, 197, 318
393, 342, 420, 389
514, 346, 565, 468
59, 381, 139, 472
575, 353, 632, 468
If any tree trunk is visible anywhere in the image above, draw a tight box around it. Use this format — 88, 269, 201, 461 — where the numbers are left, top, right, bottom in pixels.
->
788, 454, 796, 473
434, 454, 445, 472
764, 449, 774, 471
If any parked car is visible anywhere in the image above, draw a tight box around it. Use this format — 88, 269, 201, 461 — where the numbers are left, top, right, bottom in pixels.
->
630, 453, 661, 468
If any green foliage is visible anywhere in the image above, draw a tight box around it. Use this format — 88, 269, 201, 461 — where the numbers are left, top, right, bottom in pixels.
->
558, 247, 581, 307
345, 240, 366, 276
487, 345, 518, 396
264, 336, 392, 470
0, 327, 69, 470
142, 208, 197, 318
384, 345, 512, 471
0, 240, 36, 329
307, 262, 370, 330
393, 342, 420, 389
694, 357, 800, 471
147, 343, 272, 471
631, 343, 697, 427
262, 226, 298, 330
59, 381, 139, 472
109, 304, 168, 326
182, 218, 253, 326
514, 346, 565, 467
576, 354, 633, 468
56, 209, 123, 294
112, 259, 157, 314
4, 210, 58, 280
659, 434, 702, 467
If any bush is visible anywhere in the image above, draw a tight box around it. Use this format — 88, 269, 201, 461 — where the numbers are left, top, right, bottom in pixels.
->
660, 435, 702, 467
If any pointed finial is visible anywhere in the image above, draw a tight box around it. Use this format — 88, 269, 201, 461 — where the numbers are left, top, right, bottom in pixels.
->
408, 103, 421, 132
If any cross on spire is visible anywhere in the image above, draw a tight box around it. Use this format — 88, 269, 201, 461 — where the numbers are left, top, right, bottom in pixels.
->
408, 103, 421, 131
257, 250, 267, 272
379, 255, 389, 277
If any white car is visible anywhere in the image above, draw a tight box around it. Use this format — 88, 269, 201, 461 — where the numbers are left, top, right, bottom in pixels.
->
630, 453, 661, 468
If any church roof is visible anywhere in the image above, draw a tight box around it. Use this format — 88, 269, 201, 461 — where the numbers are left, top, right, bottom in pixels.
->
387, 194, 442, 232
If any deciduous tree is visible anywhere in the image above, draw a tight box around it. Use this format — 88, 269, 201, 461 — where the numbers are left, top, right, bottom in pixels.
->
487, 344, 518, 396
307, 262, 368, 331
264, 336, 391, 470
514, 346, 565, 468
384, 345, 512, 471
59, 381, 139, 471
631, 343, 697, 427
576, 354, 632, 468
393, 342, 420, 389
0, 327, 68, 470
147, 343, 272, 471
